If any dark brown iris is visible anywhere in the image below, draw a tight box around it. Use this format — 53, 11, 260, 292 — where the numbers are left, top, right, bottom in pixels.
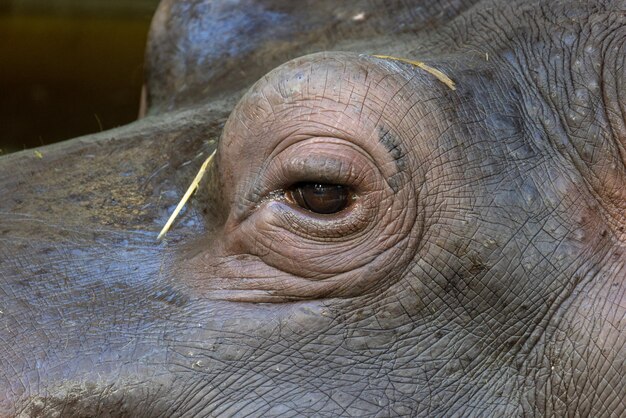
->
289, 183, 351, 214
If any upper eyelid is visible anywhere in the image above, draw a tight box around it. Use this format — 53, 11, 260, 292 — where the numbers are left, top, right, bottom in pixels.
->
284, 154, 353, 177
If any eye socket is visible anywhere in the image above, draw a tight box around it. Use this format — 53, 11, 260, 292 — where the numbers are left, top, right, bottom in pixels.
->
287, 183, 352, 214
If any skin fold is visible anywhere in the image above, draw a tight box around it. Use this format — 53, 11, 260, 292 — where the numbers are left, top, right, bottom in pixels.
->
0, 0, 624, 416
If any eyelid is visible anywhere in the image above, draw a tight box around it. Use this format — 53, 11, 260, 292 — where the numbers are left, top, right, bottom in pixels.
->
233, 139, 378, 222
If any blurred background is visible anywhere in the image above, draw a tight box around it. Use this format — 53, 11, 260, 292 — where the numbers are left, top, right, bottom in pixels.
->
0, 0, 161, 154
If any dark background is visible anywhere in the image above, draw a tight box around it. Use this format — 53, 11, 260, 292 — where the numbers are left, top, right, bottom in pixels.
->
0, 0, 161, 154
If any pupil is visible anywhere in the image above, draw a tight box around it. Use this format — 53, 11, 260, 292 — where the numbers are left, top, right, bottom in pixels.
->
293, 183, 350, 214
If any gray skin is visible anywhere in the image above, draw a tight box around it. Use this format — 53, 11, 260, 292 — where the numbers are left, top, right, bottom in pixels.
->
1, 0, 625, 416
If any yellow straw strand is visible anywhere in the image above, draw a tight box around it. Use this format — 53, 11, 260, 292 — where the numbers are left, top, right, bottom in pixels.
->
157, 149, 217, 241
372, 55, 456, 90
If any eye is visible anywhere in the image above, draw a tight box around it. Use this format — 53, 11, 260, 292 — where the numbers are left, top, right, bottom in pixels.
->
287, 183, 352, 214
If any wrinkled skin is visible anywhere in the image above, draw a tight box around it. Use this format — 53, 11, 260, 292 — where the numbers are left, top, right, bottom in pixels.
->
1, 0, 625, 416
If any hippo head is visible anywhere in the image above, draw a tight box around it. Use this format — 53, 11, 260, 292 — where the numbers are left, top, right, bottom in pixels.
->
1, 0, 625, 416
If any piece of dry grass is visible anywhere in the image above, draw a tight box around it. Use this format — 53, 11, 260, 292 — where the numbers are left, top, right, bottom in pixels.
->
372, 55, 456, 90
157, 149, 216, 241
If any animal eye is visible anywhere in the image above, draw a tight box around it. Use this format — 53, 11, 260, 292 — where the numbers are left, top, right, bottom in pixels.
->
288, 183, 351, 214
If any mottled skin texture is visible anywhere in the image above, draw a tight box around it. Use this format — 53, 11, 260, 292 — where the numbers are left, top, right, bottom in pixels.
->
1, 0, 625, 416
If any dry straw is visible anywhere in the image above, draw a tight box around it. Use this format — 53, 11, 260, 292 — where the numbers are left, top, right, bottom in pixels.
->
372, 55, 456, 90
157, 149, 217, 241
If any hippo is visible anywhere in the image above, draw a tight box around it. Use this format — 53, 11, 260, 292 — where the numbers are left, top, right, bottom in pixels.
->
1, 0, 624, 416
